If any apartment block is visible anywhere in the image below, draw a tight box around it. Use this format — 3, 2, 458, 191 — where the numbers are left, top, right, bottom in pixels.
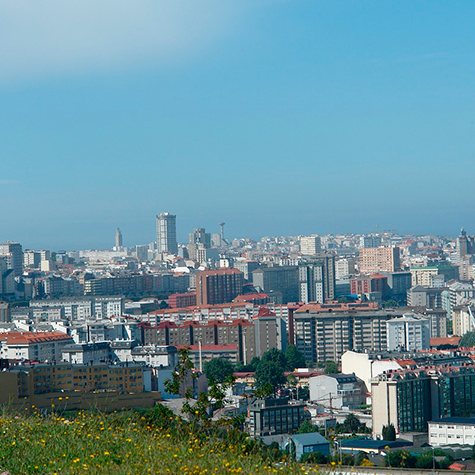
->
358, 247, 400, 274
196, 268, 244, 305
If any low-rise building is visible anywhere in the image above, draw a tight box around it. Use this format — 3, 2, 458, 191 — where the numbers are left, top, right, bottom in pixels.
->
0, 331, 73, 361
248, 397, 307, 437
308, 373, 367, 409
429, 417, 475, 446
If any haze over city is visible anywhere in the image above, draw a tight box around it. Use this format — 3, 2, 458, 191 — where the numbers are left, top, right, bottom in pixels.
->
1, 1, 475, 249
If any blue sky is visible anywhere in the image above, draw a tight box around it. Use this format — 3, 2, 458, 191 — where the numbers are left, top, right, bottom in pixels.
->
1, 0, 474, 250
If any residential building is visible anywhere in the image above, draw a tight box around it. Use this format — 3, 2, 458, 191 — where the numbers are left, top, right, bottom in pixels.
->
252, 266, 299, 304
341, 350, 401, 389
0, 331, 74, 361
254, 307, 287, 357
299, 254, 336, 304
196, 268, 244, 305
308, 373, 367, 409
410, 265, 458, 287
358, 247, 400, 274
299, 236, 321, 255
407, 286, 443, 308
0, 301, 10, 323
335, 258, 356, 280
156, 212, 178, 255
234, 260, 260, 281
168, 292, 197, 308
0, 242, 23, 277
293, 308, 399, 364
386, 314, 430, 351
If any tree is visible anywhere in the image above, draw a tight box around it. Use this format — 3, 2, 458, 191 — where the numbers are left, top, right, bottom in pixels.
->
382, 423, 396, 441
165, 347, 234, 423
342, 413, 361, 433
459, 331, 475, 348
324, 361, 338, 374
297, 420, 318, 434
254, 349, 287, 393
301, 451, 327, 464
285, 345, 306, 371
203, 358, 234, 383
385, 450, 417, 468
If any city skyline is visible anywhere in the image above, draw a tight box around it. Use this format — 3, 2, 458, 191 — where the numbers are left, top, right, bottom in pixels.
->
2, 1, 475, 248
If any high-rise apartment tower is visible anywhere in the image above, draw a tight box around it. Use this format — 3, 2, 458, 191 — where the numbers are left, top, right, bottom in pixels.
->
156, 212, 178, 255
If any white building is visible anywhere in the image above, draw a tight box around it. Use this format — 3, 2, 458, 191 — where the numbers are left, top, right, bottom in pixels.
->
0, 331, 73, 361
341, 350, 402, 390
309, 373, 367, 410
335, 258, 356, 280
300, 236, 321, 256
386, 313, 430, 351
29, 296, 124, 321
429, 417, 475, 446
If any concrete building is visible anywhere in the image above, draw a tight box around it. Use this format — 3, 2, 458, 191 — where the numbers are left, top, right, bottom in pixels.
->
410, 265, 458, 287
372, 365, 475, 436
359, 235, 382, 249
0, 301, 10, 323
115, 228, 123, 248
248, 397, 307, 437
0, 331, 73, 361
196, 268, 244, 305
254, 307, 287, 357
299, 236, 321, 255
407, 286, 444, 309
29, 296, 124, 320
358, 247, 400, 274
386, 314, 430, 351
299, 255, 335, 304
234, 260, 260, 281
309, 373, 367, 409
282, 433, 330, 461
341, 350, 401, 389
429, 417, 475, 446
253, 266, 299, 304
293, 308, 400, 364
156, 212, 178, 255
335, 258, 356, 280
0, 242, 23, 277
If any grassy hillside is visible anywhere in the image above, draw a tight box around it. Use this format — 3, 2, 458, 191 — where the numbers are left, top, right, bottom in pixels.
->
0, 405, 319, 474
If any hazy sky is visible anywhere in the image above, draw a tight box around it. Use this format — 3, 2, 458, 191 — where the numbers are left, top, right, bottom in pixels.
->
1, 0, 474, 250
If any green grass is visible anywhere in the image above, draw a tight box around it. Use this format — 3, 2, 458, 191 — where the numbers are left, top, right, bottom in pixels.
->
0, 406, 321, 474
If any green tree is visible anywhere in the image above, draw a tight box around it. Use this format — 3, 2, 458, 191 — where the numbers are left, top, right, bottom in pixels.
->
203, 358, 234, 383
459, 331, 475, 348
297, 420, 318, 434
382, 423, 396, 441
285, 345, 306, 370
324, 361, 338, 374
385, 450, 417, 468
343, 413, 361, 433
254, 349, 286, 393
301, 451, 327, 464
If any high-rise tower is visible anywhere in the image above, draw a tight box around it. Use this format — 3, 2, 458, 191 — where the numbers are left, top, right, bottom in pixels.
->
115, 228, 123, 248
156, 212, 178, 254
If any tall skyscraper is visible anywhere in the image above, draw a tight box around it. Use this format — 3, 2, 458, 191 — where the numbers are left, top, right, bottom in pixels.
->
0, 242, 23, 277
156, 212, 178, 254
115, 228, 123, 248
